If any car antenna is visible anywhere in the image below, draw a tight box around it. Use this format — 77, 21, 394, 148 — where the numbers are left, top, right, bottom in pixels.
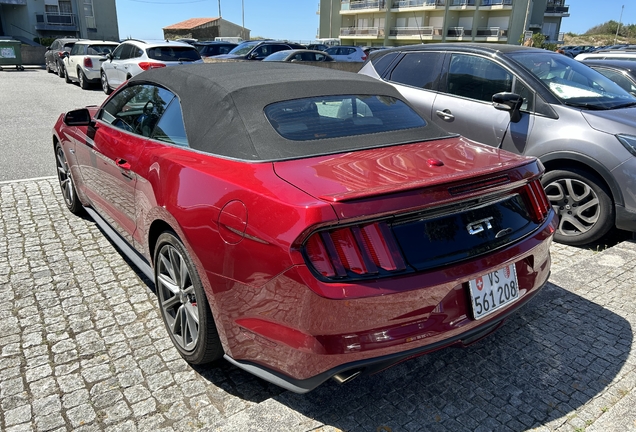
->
413, 12, 424, 44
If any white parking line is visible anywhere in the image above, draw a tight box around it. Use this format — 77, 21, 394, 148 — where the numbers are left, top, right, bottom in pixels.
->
0, 176, 56, 185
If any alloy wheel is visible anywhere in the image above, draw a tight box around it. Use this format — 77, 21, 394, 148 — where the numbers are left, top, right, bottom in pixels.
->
544, 177, 600, 237
55, 145, 75, 208
156, 244, 199, 352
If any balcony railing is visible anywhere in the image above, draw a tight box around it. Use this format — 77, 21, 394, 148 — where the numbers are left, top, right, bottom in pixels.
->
450, 0, 475, 6
481, 0, 512, 5
475, 26, 508, 37
390, 26, 444, 36
341, 0, 386, 11
391, 0, 445, 8
545, 5, 569, 13
340, 26, 382, 36
35, 12, 76, 27
447, 27, 472, 36
0, 0, 27, 5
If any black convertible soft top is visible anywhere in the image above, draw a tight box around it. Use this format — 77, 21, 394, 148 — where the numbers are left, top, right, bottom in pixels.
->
129, 62, 452, 161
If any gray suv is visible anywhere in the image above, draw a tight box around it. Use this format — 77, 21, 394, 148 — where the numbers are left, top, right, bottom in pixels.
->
359, 43, 636, 246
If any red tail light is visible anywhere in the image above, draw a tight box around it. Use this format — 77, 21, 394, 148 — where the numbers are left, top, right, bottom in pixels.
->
525, 179, 551, 222
305, 221, 406, 279
83, 57, 93, 68
361, 54, 367, 61
138, 62, 167, 71
57, 52, 66, 58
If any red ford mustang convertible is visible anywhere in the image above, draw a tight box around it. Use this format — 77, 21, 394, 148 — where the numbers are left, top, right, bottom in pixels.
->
53, 62, 555, 392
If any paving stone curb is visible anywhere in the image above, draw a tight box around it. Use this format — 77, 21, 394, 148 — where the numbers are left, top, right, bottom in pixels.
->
1, 178, 635, 432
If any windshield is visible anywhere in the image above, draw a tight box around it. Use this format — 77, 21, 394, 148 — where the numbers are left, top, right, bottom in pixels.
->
262, 50, 290, 61
509, 51, 636, 109
228, 41, 259, 56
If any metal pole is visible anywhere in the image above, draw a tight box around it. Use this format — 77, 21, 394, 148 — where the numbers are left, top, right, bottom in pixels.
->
242, 0, 245, 39
615, 4, 624, 45
218, 0, 221, 17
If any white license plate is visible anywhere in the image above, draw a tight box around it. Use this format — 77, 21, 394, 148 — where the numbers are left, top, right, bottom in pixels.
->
468, 263, 519, 320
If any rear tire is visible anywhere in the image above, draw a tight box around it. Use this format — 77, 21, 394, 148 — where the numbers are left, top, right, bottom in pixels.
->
57, 61, 65, 78
64, 66, 71, 83
78, 69, 89, 89
542, 168, 614, 246
154, 232, 224, 365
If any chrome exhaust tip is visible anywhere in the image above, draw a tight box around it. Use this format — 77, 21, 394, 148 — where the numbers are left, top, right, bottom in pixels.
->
332, 369, 363, 385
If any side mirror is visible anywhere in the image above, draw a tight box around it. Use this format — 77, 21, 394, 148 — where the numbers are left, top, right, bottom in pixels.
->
247, 52, 258, 60
64, 108, 93, 126
492, 92, 523, 123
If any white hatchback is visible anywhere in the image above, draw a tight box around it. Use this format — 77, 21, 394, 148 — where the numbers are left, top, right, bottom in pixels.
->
100, 39, 203, 94
63, 40, 119, 89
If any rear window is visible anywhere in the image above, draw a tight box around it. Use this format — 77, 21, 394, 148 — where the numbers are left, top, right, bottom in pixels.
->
264, 95, 426, 141
146, 46, 201, 62
87, 44, 118, 55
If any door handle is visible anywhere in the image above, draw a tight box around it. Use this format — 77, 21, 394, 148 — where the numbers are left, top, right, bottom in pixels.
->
116, 158, 131, 170
436, 109, 455, 120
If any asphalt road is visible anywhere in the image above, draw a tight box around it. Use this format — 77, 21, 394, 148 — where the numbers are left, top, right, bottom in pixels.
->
0, 67, 107, 182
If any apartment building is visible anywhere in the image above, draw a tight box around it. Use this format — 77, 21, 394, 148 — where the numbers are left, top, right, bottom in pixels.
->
318, 0, 569, 47
0, 0, 119, 43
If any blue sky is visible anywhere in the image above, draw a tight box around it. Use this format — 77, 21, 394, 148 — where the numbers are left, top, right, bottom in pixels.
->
115, 0, 318, 42
562, 1, 632, 34
115, 0, 632, 41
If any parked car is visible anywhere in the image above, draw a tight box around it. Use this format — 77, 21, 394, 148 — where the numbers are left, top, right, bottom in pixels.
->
192, 41, 237, 58
214, 40, 306, 60
582, 59, 636, 96
45, 38, 79, 78
53, 62, 555, 393
360, 43, 636, 246
263, 49, 333, 62
575, 50, 636, 61
325, 45, 367, 62
306, 43, 329, 52
100, 39, 203, 95
62, 40, 119, 89
562, 45, 595, 58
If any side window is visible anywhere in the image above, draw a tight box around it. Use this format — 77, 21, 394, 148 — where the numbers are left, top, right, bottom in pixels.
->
594, 68, 636, 95
132, 47, 143, 59
253, 45, 271, 58
119, 44, 134, 60
271, 44, 289, 54
151, 98, 189, 146
99, 84, 175, 137
70, 44, 80, 55
512, 79, 535, 112
389, 52, 441, 90
447, 54, 512, 102
111, 44, 127, 60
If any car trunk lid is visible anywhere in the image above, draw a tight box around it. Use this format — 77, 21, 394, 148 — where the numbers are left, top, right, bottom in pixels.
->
275, 137, 550, 276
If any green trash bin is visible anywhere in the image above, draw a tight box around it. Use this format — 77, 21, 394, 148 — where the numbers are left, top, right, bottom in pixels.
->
0, 39, 24, 71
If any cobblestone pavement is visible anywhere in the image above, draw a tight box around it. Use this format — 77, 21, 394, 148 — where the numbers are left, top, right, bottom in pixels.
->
1, 178, 635, 432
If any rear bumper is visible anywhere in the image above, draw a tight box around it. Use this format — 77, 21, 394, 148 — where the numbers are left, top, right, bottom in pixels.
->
213, 214, 555, 392
224, 279, 547, 393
